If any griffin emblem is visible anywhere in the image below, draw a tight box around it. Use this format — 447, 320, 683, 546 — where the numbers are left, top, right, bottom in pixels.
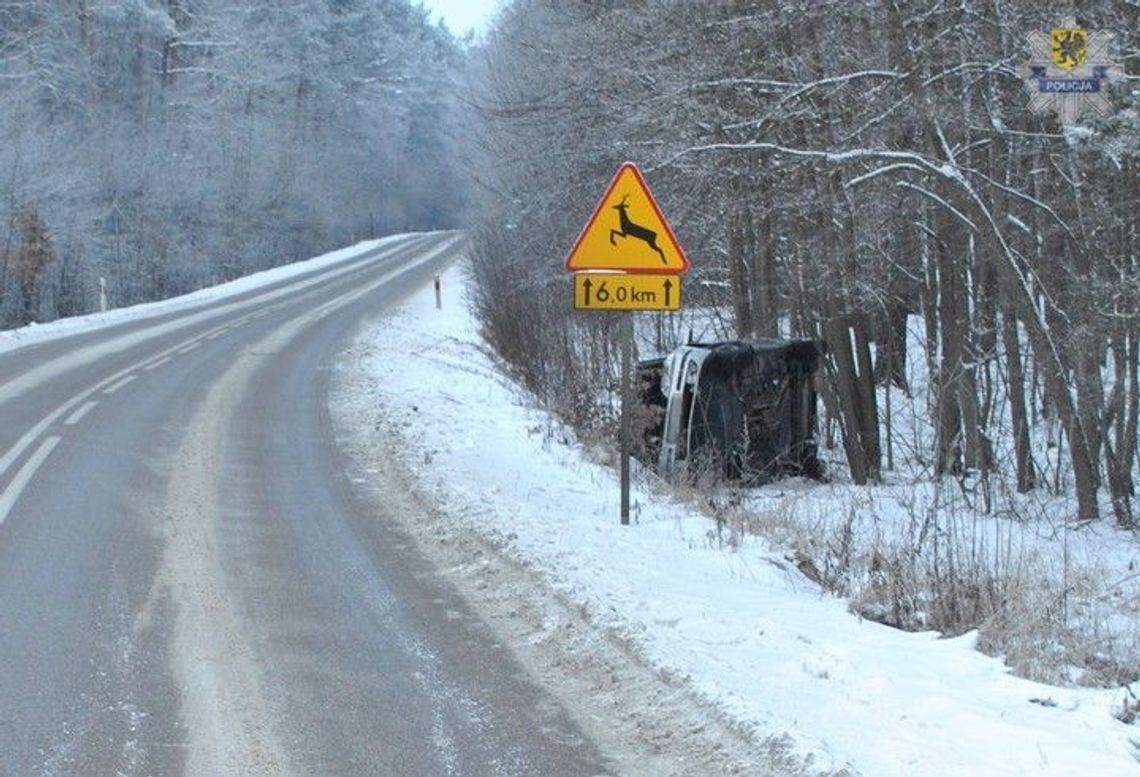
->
1051, 27, 1088, 70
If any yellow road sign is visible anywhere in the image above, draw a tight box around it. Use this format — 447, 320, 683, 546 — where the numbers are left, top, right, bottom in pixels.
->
565, 162, 689, 274
573, 273, 681, 311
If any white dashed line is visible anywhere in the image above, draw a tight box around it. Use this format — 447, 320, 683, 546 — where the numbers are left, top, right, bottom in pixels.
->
144, 356, 173, 371
177, 342, 202, 355
65, 401, 98, 426
104, 375, 137, 395
0, 436, 61, 526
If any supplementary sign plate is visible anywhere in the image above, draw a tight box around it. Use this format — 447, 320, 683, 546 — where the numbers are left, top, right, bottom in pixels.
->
564, 162, 689, 274
573, 272, 681, 311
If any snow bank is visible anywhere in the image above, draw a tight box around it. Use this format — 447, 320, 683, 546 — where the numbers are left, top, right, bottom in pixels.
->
361, 261, 1139, 776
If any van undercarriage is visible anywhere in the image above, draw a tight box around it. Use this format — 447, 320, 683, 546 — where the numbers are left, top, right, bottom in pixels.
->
638, 339, 824, 484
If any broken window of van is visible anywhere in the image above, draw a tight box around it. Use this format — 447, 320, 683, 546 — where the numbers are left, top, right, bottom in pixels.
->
638, 339, 824, 484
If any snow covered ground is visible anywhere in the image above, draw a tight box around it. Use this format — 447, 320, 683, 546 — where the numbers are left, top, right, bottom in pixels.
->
5, 237, 1138, 774
351, 260, 1140, 776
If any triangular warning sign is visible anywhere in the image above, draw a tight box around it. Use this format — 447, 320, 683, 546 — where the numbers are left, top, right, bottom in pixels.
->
565, 162, 689, 274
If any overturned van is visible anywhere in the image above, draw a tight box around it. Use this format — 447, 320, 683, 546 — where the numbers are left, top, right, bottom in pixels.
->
638, 339, 824, 483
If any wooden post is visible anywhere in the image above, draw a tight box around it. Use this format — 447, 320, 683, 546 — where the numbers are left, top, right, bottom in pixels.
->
434, 275, 442, 309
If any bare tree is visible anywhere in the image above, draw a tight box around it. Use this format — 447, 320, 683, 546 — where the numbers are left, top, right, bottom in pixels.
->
465, 0, 1140, 525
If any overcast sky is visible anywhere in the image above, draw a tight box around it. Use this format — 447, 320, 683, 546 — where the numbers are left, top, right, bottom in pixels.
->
419, 0, 501, 37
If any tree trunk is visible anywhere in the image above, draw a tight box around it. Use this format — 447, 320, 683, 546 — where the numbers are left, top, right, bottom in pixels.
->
933, 211, 967, 475
752, 207, 779, 338
1000, 306, 1036, 493
874, 300, 909, 394
728, 217, 752, 337
852, 313, 882, 481
824, 313, 881, 484
1105, 331, 1138, 528
824, 315, 870, 484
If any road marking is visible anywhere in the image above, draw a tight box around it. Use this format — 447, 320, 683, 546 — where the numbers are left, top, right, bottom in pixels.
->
0, 421, 52, 480
65, 401, 98, 426
177, 342, 202, 355
104, 375, 137, 395
144, 356, 172, 371
0, 436, 61, 526
0, 235, 429, 406
0, 234, 464, 485
0, 320, 227, 479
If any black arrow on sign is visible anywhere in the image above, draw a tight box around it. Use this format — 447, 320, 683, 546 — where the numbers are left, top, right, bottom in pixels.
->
582, 277, 593, 306
663, 278, 673, 307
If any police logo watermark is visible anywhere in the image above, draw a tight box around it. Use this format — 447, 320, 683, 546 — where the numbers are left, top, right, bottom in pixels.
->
1051, 26, 1088, 70
1021, 18, 1120, 125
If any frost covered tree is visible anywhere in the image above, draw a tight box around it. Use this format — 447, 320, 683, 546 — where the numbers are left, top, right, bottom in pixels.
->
0, 0, 465, 323
465, 0, 1140, 525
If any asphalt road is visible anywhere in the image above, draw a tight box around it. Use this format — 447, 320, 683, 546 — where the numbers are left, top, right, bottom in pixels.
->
0, 233, 610, 776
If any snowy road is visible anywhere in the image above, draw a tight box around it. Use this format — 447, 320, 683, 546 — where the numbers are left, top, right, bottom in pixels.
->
0, 234, 609, 775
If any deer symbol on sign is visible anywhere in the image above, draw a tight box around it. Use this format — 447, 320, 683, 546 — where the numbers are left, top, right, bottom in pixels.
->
610, 194, 667, 264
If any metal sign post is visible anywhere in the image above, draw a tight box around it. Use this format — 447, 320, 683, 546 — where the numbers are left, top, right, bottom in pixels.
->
620, 314, 633, 525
